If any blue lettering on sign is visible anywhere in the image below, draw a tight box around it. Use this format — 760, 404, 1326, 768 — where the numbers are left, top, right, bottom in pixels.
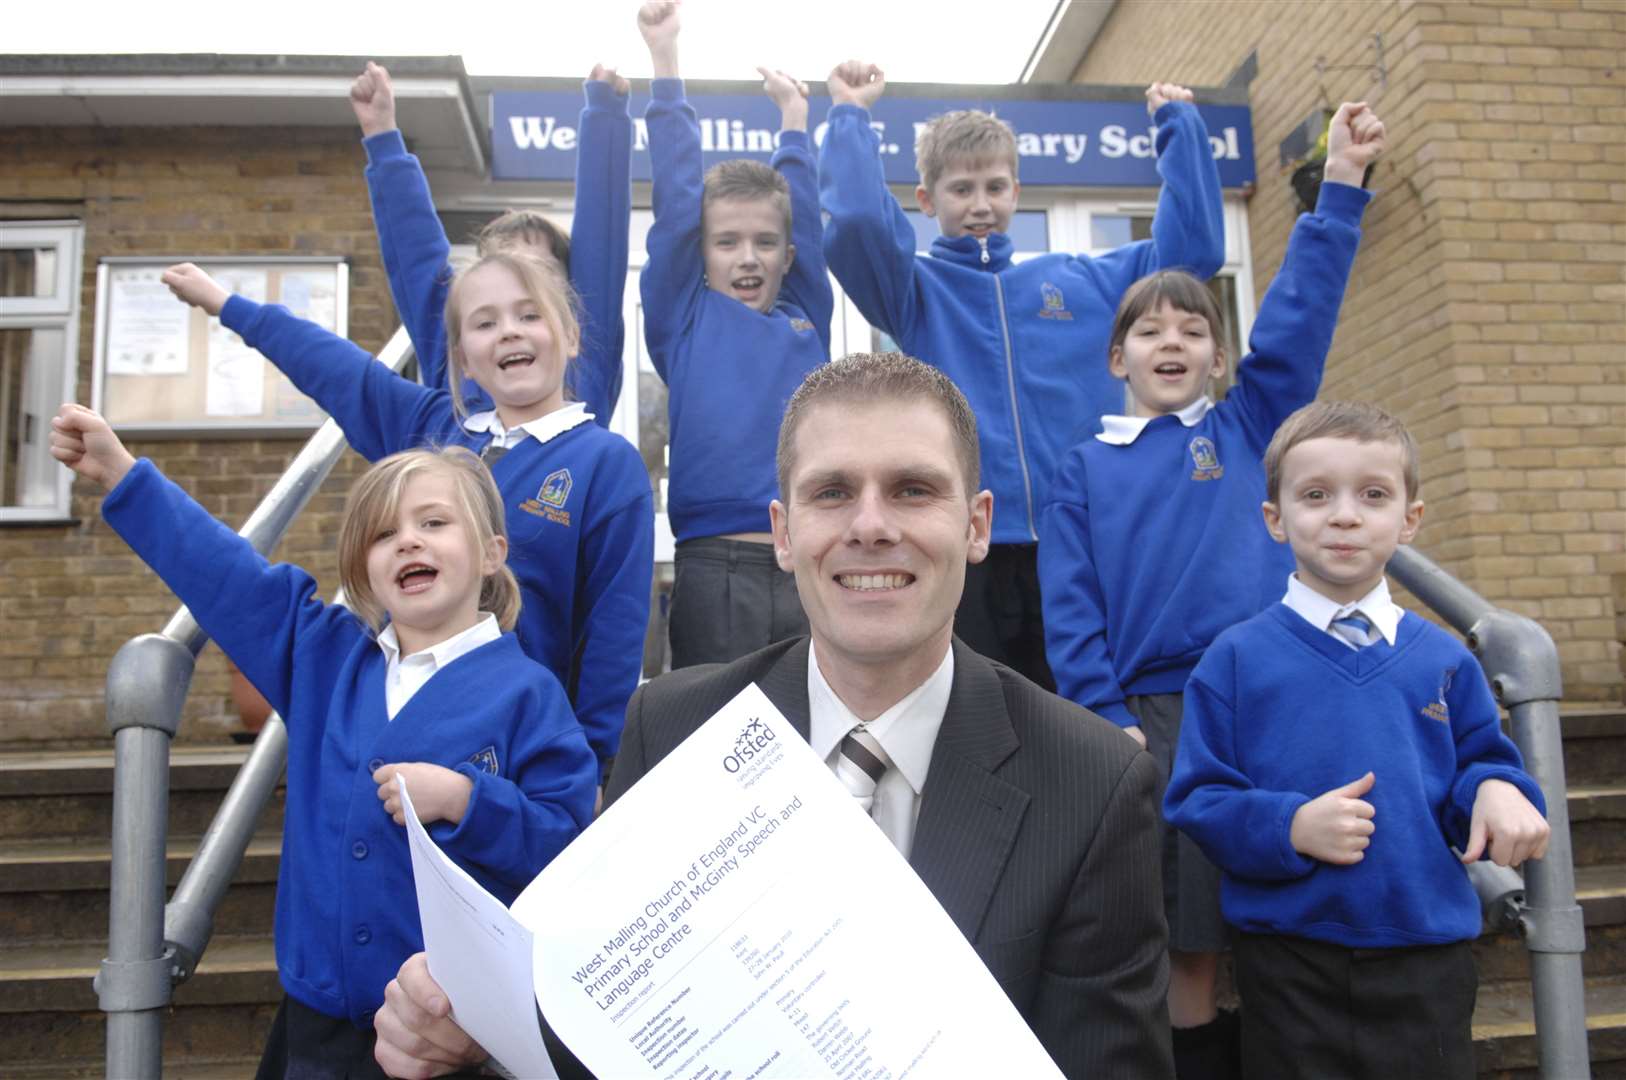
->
492, 90, 1254, 189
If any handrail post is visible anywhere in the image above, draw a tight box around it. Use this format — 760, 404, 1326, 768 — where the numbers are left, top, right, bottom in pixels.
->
1390, 548, 1590, 1078
96, 634, 197, 1079
164, 715, 289, 980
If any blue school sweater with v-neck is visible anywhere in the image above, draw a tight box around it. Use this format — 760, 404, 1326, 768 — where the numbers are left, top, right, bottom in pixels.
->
219, 296, 653, 772
1163, 602, 1545, 948
102, 458, 597, 1026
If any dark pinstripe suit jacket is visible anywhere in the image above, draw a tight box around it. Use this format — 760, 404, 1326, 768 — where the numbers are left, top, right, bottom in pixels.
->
604, 636, 1175, 1079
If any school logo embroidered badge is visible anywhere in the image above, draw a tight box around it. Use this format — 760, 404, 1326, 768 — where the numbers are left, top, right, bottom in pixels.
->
788, 317, 815, 333
1422, 668, 1454, 724
1037, 281, 1074, 320
1188, 437, 1224, 481
538, 469, 572, 508
519, 468, 574, 526
467, 746, 499, 774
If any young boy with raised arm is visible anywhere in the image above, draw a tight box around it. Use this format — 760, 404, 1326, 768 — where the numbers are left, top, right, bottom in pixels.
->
1165, 400, 1549, 1078
820, 61, 1224, 689
1039, 101, 1384, 1079
637, 0, 832, 668
350, 59, 631, 422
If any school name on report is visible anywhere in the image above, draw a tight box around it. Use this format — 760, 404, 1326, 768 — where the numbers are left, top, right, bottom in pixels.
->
507, 115, 1246, 166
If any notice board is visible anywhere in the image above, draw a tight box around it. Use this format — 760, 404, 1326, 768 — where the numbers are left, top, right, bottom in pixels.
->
91, 257, 348, 436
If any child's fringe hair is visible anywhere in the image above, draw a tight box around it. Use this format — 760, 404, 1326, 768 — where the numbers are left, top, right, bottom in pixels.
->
338, 446, 521, 633
914, 109, 1018, 193
443, 251, 582, 419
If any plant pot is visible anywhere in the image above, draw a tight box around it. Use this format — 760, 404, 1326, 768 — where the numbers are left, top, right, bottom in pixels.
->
1291, 160, 1376, 215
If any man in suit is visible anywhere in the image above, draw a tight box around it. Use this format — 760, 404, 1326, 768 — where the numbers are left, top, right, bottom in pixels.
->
373, 353, 1173, 1079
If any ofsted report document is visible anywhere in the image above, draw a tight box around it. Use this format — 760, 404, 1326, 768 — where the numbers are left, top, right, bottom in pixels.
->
509, 683, 1063, 1080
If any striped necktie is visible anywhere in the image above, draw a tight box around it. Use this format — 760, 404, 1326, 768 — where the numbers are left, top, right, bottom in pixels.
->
1331, 611, 1377, 649
834, 726, 892, 814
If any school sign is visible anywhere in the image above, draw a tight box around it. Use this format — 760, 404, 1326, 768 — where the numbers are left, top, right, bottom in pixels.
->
491, 90, 1256, 189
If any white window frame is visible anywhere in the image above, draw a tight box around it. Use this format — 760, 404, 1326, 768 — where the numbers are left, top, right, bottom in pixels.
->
0, 221, 83, 523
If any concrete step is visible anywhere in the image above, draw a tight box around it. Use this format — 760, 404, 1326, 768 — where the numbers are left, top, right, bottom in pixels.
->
1559, 706, 1626, 788
1472, 973, 1626, 1076
0, 746, 285, 843
0, 835, 280, 946
0, 938, 280, 1072
1476, 862, 1626, 985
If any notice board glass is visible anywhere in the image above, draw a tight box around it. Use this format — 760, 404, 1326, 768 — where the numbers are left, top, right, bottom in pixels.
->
91, 256, 348, 436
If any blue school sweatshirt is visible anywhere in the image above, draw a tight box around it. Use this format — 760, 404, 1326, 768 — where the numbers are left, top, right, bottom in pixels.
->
362, 77, 631, 420
639, 78, 833, 541
1039, 181, 1370, 728
1164, 603, 1545, 948
820, 100, 1224, 543
220, 296, 653, 771
102, 457, 596, 1025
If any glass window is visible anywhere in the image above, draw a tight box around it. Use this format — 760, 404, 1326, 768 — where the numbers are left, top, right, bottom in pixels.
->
0, 248, 57, 299
0, 222, 81, 522
1089, 212, 1153, 251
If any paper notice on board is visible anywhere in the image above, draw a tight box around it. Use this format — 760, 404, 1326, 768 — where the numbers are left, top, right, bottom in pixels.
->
398, 775, 559, 1080
512, 684, 1064, 1080
279, 270, 338, 331
106, 268, 190, 375
205, 269, 268, 417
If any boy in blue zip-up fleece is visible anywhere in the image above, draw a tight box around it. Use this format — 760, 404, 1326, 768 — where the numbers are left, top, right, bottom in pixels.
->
1166, 400, 1549, 1078
1039, 101, 1384, 1080
636, 0, 833, 668
820, 62, 1224, 690
349, 60, 631, 421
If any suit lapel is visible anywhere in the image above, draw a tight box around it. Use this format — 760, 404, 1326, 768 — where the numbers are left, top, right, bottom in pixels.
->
756, 637, 812, 742
909, 640, 1028, 943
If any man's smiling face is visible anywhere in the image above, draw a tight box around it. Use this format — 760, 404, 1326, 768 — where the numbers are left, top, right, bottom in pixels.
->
771, 397, 991, 677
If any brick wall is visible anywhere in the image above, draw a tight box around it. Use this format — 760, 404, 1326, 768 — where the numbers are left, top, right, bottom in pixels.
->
1072, 0, 1625, 700
0, 124, 391, 746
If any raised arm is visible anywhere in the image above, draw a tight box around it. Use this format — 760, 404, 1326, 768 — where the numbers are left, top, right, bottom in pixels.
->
567, 65, 634, 424
52, 406, 359, 723
1038, 454, 1139, 732
1144, 83, 1225, 280
569, 454, 656, 774
636, 1, 706, 381
761, 66, 834, 354
1223, 103, 1381, 446
351, 62, 459, 394
163, 263, 450, 461
818, 61, 924, 339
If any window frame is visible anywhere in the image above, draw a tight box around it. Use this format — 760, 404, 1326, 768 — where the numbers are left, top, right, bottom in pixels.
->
0, 220, 84, 523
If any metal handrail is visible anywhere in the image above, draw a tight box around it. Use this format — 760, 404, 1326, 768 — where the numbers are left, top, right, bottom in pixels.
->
1389, 545, 1590, 1079
96, 327, 415, 1079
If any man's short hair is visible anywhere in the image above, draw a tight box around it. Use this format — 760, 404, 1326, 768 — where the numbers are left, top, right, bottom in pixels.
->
703, 159, 792, 235
1264, 400, 1421, 503
915, 110, 1019, 193
777, 352, 980, 498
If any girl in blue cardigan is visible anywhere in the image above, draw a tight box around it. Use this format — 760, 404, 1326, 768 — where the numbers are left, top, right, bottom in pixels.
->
161, 254, 654, 780
50, 408, 596, 1077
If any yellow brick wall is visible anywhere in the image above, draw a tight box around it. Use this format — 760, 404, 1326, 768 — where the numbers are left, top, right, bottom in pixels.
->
1072, 0, 1624, 700
0, 125, 390, 746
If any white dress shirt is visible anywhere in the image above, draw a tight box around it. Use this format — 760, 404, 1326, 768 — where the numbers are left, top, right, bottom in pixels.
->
461, 400, 594, 450
1094, 396, 1214, 446
1281, 574, 1404, 649
807, 642, 955, 859
376, 613, 502, 719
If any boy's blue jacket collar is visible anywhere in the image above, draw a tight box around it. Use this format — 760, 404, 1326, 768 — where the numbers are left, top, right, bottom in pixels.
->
931, 232, 1014, 273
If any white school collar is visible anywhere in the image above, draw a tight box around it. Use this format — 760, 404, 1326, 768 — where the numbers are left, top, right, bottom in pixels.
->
1281, 574, 1403, 647
462, 401, 594, 448
1095, 396, 1213, 446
